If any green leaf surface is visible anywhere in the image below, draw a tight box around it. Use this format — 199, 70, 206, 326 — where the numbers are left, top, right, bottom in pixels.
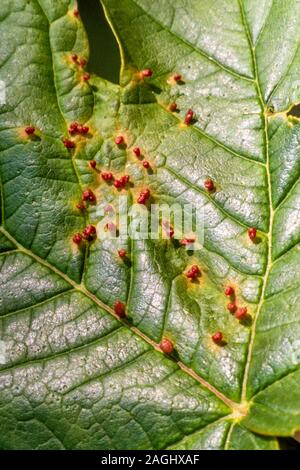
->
0, 0, 299, 449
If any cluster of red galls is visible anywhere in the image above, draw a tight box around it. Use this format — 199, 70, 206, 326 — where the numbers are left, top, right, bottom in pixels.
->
72, 225, 97, 245
62, 121, 90, 149
100, 169, 150, 202
70, 49, 90, 82
25, 65, 259, 356
224, 286, 248, 321
115, 138, 152, 171
132, 146, 151, 170
211, 285, 250, 346
182, 262, 251, 346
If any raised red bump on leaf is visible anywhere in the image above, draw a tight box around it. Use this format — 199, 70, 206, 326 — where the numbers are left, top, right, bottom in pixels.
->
137, 188, 151, 204
68, 122, 79, 134
63, 138, 75, 149
121, 175, 130, 185
102, 172, 114, 182
89, 160, 97, 169
73, 9, 80, 18
82, 189, 96, 203
204, 179, 215, 192
72, 233, 82, 245
173, 74, 182, 82
133, 147, 141, 157
141, 68, 153, 78
118, 249, 127, 259
114, 179, 123, 189
83, 72, 90, 82
25, 126, 35, 135
235, 307, 248, 320
82, 225, 96, 240
212, 332, 223, 344
78, 125, 89, 135
227, 302, 237, 313
114, 176, 129, 189
76, 202, 85, 210
115, 135, 124, 145
159, 338, 174, 354
79, 58, 87, 67
224, 286, 234, 297
186, 265, 200, 280
71, 54, 78, 63
143, 161, 150, 169
184, 109, 194, 125
169, 102, 178, 112
114, 301, 126, 318
248, 227, 257, 241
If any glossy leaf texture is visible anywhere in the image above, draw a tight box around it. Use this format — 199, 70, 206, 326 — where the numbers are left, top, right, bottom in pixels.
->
0, 0, 299, 450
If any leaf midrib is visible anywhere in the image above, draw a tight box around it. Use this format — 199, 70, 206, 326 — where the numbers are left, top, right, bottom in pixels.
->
238, 0, 273, 403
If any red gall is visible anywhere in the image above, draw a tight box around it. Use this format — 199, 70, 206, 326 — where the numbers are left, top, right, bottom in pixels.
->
114, 179, 123, 189
137, 188, 151, 204
69, 122, 79, 134
224, 286, 234, 297
212, 332, 223, 344
118, 249, 127, 259
248, 227, 257, 241
82, 189, 96, 203
204, 179, 215, 192
184, 109, 194, 125
227, 302, 237, 314
115, 135, 124, 145
186, 265, 200, 280
140, 68, 153, 78
89, 160, 97, 169
173, 74, 182, 82
78, 125, 89, 135
79, 58, 87, 67
169, 102, 178, 112
82, 72, 90, 82
235, 307, 248, 320
114, 175, 130, 189
25, 126, 35, 135
63, 138, 75, 149
114, 301, 126, 318
133, 147, 141, 157
159, 338, 174, 355
102, 172, 114, 181
82, 225, 97, 240
121, 175, 130, 185
72, 233, 82, 245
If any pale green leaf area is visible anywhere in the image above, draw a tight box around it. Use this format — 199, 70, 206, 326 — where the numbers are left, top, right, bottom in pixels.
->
0, 0, 299, 450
